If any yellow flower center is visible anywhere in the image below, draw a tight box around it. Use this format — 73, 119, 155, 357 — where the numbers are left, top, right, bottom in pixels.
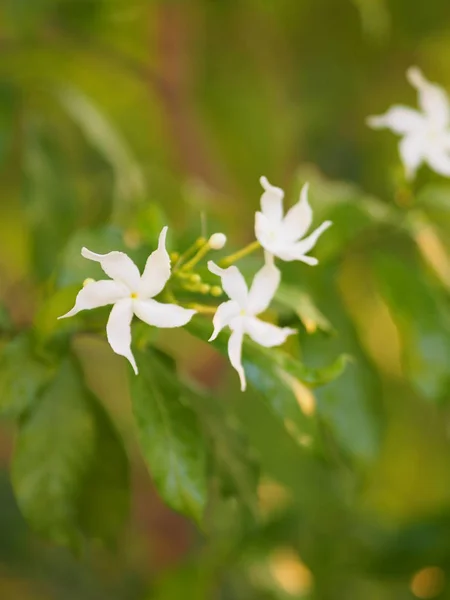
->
130, 292, 139, 299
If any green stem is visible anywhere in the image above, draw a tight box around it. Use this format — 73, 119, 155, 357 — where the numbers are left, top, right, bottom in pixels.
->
219, 240, 261, 267
182, 241, 211, 271
174, 238, 206, 272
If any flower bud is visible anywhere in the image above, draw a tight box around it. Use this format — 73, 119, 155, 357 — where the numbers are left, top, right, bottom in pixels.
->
208, 232, 227, 250
210, 286, 223, 297
190, 273, 201, 284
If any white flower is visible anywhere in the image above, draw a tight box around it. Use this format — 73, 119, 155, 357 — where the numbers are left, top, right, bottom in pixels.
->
59, 227, 196, 374
208, 260, 296, 391
255, 177, 332, 265
367, 67, 450, 179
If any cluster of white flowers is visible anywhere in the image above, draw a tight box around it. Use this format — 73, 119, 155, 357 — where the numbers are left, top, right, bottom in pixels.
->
59, 179, 331, 390
58, 65, 450, 390
367, 67, 450, 180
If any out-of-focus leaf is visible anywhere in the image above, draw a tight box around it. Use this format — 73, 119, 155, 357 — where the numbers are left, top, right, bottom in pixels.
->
295, 166, 398, 263
131, 349, 207, 523
297, 268, 381, 462
374, 254, 450, 402
0, 335, 52, 419
185, 384, 259, 515
55, 225, 124, 287
352, 0, 391, 42
77, 393, 130, 545
56, 86, 144, 210
276, 282, 334, 334
22, 118, 77, 278
0, 82, 18, 168
12, 359, 96, 548
187, 319, 347, 445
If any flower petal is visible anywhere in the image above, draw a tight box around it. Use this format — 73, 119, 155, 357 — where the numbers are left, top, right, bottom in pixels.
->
255, 211, 280, 254
399, 134, 425, 180
58, 280, 127, 319
228, 321, 246, 392
247, 263, 280, 315
208, 261, 248, 307
209, 300, 241, 341
260, 176, 284, 222
106, 298, 138, 374
407, 66, 450, 128
282, 182, 313, 243
133, 299, 196, 328
245, 316, 296, 348
138, 226, 171, 299
285, 220, 332, 263
425, 147, 450, 177
81, 247, 141, 291
367, 106, 425, 134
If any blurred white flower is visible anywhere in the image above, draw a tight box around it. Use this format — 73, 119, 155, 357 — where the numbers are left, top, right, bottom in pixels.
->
255, 177, 332, 265
367, 67, 450, 179
208, 260, 296, 391
59, 227, 196, 374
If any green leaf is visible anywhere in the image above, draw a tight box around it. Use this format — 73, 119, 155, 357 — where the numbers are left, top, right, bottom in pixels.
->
187, 319, 347, 445
296, 267, 381, 462
55, 225, 124, 288
295, 166, 398, 262
275, 282, 334, 334
12, 359, 96, 547
184, 385, 259, 515
77, 394, 130, 545
374, 253, 450, 402
0, 335, 52, 419
131, 350, 207, 523
56, 86, 144, 210
22, 118, 78, 278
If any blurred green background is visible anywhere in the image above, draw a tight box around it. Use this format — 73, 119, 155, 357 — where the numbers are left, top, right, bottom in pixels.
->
3, 1, 450, 599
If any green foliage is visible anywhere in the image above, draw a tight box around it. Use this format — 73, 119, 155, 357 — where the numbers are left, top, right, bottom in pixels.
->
3, 1, 450, 598
11, 357, 129, 548
374, 253, 450, 401
131, 349, 207, 523
0, 334, 52, 418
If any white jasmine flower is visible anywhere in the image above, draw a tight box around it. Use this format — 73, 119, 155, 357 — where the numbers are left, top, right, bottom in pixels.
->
59, 227, 196, 374
367, 67, 450, 179
208, 260, 296, 391
255, 177, 332, 265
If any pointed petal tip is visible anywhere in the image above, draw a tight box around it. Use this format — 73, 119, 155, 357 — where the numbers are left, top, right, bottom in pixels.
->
259, 175, 269, 189
207, 260, 222, 276
407, 66, 424, 86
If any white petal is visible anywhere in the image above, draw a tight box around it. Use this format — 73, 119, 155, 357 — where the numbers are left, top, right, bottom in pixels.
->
247, 263, 280, 315
425, 147, 450, 177
399, 134, 425, 180
407, 66, 450, 128
209, 300, 241, 341
58, 280, 127, 319
106, 298, 137, 374
285, 221, 332, 263
245, 316, 296, 347
133, 299, 196, 328
255, 211, 279, 254
228, 321, 246, 392
367, 106, 425, 134
282, 182, 313, 243
138, 226, 171, 299
208, 261, 248, 307
259, 176, 284, 222
81, 247, 141, 291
